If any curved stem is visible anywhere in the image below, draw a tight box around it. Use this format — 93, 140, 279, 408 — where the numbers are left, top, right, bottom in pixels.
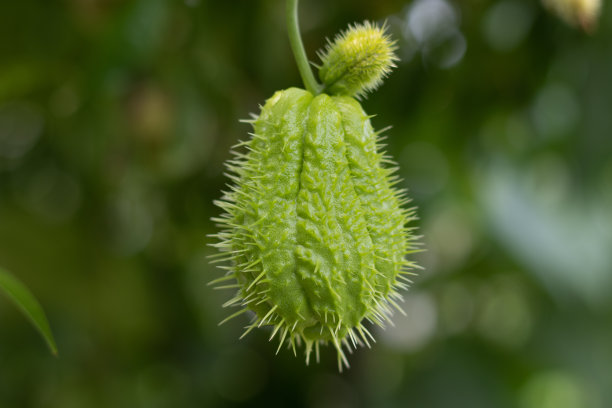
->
286, 0, 321, 94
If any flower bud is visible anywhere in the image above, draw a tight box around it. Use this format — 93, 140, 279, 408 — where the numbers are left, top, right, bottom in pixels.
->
318, 22, 398, 99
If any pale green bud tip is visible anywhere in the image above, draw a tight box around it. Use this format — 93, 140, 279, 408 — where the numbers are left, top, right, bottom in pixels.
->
317, 21, 398, 99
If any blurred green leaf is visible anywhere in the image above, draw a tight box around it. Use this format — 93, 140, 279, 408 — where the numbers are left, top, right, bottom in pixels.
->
0, 266, 58, 356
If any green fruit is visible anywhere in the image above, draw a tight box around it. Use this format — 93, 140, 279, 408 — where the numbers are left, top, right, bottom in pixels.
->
212, 87, 417, 370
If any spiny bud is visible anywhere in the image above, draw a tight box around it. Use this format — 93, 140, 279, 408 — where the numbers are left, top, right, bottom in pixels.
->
318, 21, 398, 99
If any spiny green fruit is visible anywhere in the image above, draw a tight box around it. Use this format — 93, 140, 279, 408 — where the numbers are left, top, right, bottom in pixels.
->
211, 21, 418, 371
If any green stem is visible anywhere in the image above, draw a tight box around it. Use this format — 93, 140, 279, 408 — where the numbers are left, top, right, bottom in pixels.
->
286, 0, 321, 94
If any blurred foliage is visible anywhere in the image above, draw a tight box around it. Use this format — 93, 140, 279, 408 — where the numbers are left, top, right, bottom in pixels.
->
0, 266, 58, 355
1, 0, 611, 407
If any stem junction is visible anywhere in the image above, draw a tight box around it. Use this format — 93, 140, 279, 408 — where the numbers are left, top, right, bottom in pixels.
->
286, 0, 321, 95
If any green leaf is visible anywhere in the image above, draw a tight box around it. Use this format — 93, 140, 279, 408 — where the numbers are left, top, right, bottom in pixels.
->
0, 266, 58, 356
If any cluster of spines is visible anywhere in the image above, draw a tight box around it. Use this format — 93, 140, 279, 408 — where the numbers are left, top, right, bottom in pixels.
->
360, 132, 421, 331
210, 104, 420, 372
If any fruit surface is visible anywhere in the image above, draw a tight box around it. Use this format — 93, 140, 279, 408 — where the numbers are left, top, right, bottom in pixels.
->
213, 87, 416, 369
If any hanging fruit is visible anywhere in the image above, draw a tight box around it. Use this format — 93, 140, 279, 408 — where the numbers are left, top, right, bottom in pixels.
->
211, 0, 419, 371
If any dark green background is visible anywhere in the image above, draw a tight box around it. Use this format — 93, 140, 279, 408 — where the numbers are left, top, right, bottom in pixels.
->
1, 0, 611, 407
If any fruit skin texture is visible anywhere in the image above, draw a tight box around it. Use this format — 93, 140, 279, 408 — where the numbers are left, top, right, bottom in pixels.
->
213, 87, 416, 370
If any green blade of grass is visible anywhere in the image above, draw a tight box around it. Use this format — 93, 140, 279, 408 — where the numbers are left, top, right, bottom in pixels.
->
0, 266, 58, 356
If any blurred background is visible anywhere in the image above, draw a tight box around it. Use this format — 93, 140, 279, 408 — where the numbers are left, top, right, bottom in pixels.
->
1, 0, 611, 407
